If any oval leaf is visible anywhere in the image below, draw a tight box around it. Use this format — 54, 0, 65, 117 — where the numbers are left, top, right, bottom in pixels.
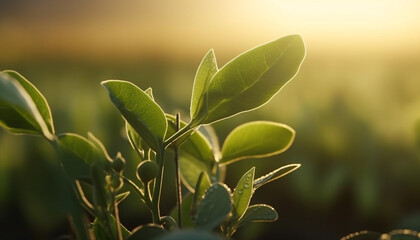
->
101, 80, 167, 151
221, 121, 295, 165
3, 71, 55, 134
236, 204, 278, 228
0, 71, 54, 140
201, 35, 305, 124
195, 183, 232, 230
254, 163, 301, 190
190, 49, 218, 123
232, 167, 255, 222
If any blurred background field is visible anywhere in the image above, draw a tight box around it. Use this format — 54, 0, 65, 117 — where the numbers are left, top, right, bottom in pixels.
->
1, 0, 420, 239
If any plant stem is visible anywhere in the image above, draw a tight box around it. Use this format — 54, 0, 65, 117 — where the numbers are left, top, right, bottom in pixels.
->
174, 113, 182, 228
163, 121, 194, 149
151, 145, 165, 224
113, 199, 123, 240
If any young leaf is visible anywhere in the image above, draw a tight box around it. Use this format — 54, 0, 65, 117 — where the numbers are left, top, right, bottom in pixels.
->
128, 224, 166, 240
232, 167, 255, 222
190, 49, 218, 123
254, 163, 301, 190
0, 71, 54, 140
236, 204, 278, 228
3, 70, 55, 134
220, 121, 295, 164
191, 172, 211, 218
200, 35, 305, 125
101, 80, 167, 151
195, 183, 232, 230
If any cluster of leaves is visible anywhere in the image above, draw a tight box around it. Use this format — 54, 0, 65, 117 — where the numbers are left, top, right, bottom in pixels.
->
0, 35, 306, 239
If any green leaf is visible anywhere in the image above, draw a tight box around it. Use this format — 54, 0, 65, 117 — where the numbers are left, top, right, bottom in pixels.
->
156, 230, 222, 240
0, 71, 54, 140
3, 70, 55, 135
128, 224, 166, 240
201, 35, 305, 124
102, 80, 167, 151
190, 49, 218, 123
191, 172, 211, 218
254, 163, 301, 190
220, 121, 295, 164
58, 133, 104, 181
236, 204, 278, 228
195, 183, 232, 230
232, 167, 255, 222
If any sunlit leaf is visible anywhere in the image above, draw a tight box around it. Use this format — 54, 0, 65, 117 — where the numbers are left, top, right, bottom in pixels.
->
253, 164, 300, 190
102, 80, 167, 151
232, 167, 255, 222
128, 224, 166, 240
190, 49, 218, 122
195, 183, 232, 230
236, 204, 278, 228
220, 121, 295, 164
0, 71, 54, 140
200, 35, 305, 124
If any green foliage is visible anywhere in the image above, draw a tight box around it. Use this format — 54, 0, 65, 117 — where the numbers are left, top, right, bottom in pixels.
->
0, 35, 306, 239
0, 71, 54, 140
220, 121, 295, 164
195, 183, 232, 230
190, 35, 305, 126
102, 80, 167, 151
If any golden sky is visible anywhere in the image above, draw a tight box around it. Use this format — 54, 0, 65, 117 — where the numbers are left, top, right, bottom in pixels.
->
1, 0, 419, 61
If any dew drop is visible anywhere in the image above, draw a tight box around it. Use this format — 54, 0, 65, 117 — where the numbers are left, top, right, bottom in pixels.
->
244, 183, 249, 188
247, 173, 252, 178
238, 190, 243, 195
